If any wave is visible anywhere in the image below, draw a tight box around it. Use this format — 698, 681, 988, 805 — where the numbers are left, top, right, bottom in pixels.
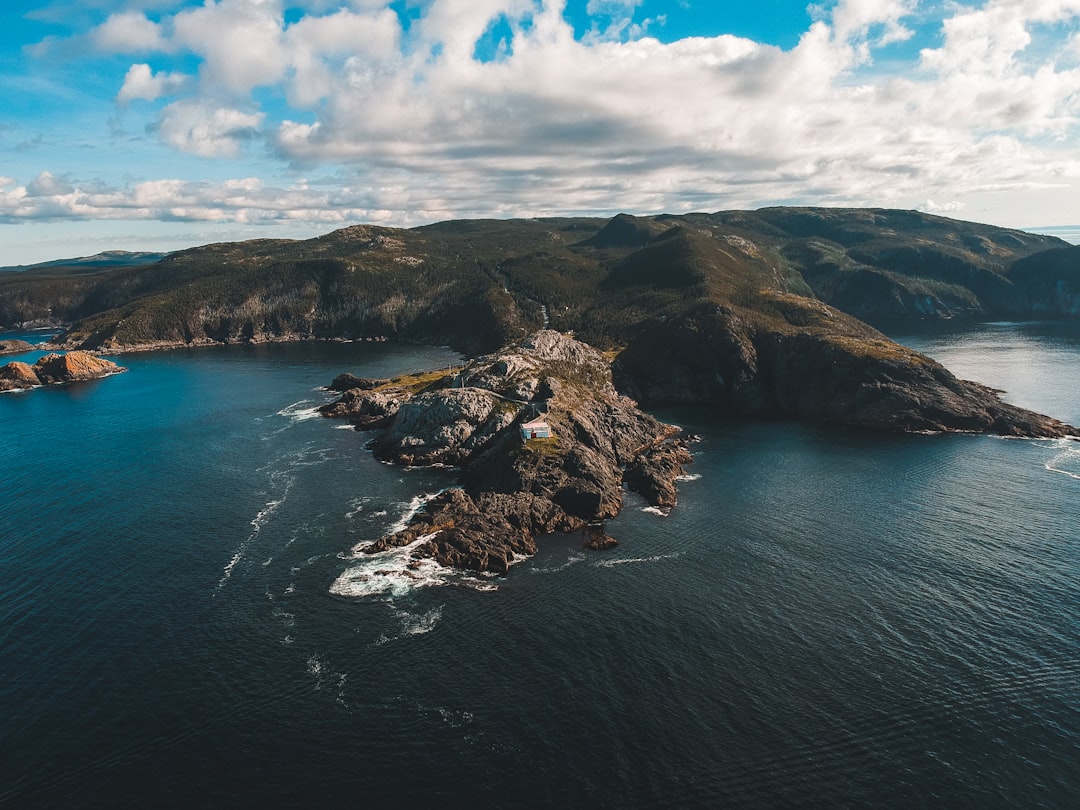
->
375, 605, 445, 645
642, 505, 671, 517
385, 490, 450, 534
276, 400, 323, 423
217, 490, 290, 589
330, 537, 456, 599
530, 552, 587, 574
676, 473, 702, 482
595, 552, 683, 568
331, 534, 503, 599
1043, 437, 1080, 480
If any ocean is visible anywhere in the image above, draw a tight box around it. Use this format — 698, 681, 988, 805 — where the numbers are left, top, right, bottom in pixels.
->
2, 323, 1078, 808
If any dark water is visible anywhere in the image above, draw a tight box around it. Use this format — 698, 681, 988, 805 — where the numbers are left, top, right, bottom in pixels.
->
2, 325, 1079, 808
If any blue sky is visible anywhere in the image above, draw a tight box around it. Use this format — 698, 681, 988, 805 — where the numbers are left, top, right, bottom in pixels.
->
3, 1, 1080, 264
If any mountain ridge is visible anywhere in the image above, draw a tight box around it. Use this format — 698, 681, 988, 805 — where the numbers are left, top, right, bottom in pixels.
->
1, 207, 1077, 433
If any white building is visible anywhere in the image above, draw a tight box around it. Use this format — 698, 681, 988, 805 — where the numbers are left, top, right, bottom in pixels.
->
520, 418, 552, 440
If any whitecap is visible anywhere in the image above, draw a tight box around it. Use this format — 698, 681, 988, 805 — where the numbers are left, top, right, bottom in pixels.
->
595, 552, 682, 568
392, 605, 444, 636
277, 400, 322, 422
1044, 440, 1080, 480
530, 552, 587, 574
330, 538, 456, 599
385, 490, 449, 534
642, 506, 671, 517
676, 473, 702, 482
217, 476, 294, 589
345, 497, 371, 520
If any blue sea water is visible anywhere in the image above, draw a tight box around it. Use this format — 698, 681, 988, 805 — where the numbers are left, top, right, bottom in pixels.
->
1, 324, 1079, 808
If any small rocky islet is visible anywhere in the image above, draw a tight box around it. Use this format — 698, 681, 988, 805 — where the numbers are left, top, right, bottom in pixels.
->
0, 350, 126, 392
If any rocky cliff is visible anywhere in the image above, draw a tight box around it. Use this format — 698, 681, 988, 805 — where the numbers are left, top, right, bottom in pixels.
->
0, 351, 125, 392
612, 302, 1077, 438
321, 331, 692, 573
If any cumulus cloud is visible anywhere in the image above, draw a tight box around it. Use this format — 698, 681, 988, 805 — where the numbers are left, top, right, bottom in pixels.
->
19, 0, 1080, 230
91, 11, 167, 52
157, 101, 265, 158
118, 63, 189, 103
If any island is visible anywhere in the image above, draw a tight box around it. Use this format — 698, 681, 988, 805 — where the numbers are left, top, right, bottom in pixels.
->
320, 331, 692, 572
0, 351, 126, 392
320, 329, 1075, 574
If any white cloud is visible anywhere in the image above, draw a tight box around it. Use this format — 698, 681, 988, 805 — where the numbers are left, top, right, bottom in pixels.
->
91, 11, 167, 52
171, 0, 288, 95
157, 101, 265, 158
17, 0, 1080, 233
26, 171, 75, 197
118, 63, 189, 103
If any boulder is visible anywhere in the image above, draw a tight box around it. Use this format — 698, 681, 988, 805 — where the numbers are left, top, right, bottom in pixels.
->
0, 361, 41, 391
33, 351, 124, 384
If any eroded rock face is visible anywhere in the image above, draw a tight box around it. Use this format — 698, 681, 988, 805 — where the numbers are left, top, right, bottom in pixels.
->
615, 307, 1078, 438
33, 351, 124, 384
324, 330, 693, 573
0, 361, 41, 391
0, 351, 125, 392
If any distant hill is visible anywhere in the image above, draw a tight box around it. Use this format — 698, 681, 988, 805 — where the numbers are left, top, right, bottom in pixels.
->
2, 207, 1078, 430
0, 250, 170, 274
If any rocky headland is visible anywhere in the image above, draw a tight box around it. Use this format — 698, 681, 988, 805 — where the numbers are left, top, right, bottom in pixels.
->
321, 326, 1076, 575
0, 351, 126, 392
320, 330, 693, 573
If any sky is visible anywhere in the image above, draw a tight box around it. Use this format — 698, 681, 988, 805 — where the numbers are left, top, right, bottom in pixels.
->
3, 0, 1080, 264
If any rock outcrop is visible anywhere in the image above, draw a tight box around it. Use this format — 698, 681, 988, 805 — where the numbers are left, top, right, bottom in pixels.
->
323, 330, 692, 573
0, 361, 42, 391
0, 339, 33, 356
614, 304, 1078, 438
0, 351, 126, 392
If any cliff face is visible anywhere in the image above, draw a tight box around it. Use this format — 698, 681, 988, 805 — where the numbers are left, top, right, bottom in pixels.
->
0, 351, 125, 392
613, 306, 1076, 437
323, 331, 692, 573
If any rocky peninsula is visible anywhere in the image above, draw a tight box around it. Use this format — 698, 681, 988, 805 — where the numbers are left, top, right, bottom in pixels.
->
0, 351, 126, 392
321, 327, 1077, 574
320, 330, 693, 573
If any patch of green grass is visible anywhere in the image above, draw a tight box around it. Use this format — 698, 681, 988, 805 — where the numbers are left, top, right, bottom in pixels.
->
826, 334, 935, 366
521, 436, 562, 455
379, 369, 455, 394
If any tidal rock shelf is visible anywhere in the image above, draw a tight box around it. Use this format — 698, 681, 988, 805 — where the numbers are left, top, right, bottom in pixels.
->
320, 330, 692, 573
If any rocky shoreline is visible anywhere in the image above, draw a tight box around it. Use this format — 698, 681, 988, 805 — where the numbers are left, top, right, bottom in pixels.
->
0, 351, 126, 392
321, 328, 1078, 575
320, 331, 693, 573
